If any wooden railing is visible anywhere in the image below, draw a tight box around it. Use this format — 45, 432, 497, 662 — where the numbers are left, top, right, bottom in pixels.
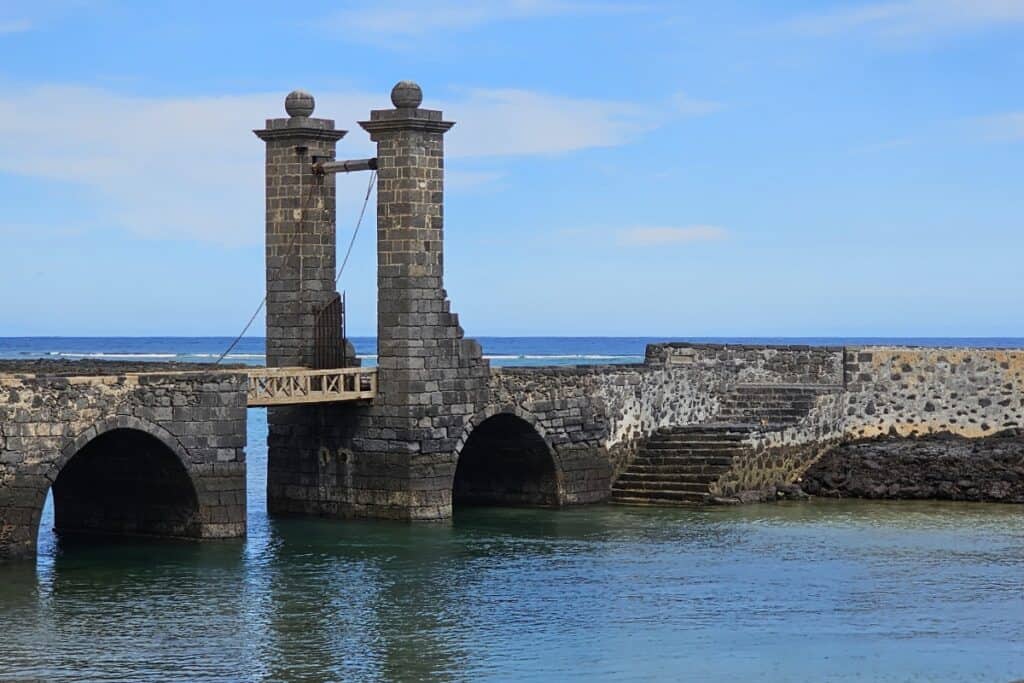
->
247, 367, 376, 407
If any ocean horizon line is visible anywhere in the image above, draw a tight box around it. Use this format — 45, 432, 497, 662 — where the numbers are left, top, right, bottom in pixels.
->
4, 335, 1024, 369
4, 335, 1024, 341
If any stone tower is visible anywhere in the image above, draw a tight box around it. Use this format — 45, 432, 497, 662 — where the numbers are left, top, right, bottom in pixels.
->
255, 90, 346, 368
256, 82, 490, 521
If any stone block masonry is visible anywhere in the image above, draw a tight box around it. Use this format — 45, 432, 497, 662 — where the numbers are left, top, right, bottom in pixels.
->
646, 343, 845, 387
490, 343, 1023, 506
262, 83, 491, 521
255, 90, 347, 369
0, 361, 248, 560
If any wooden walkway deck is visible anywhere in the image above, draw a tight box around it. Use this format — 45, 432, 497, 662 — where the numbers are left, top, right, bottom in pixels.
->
246, 367, 377, 407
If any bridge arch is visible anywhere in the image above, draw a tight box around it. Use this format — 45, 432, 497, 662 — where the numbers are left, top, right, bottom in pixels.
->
38, 416, 204, 543
452, 407, 565, 507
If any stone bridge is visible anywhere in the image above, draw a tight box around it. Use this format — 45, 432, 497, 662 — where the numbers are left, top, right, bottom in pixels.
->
2, 81, 1022, 560
255, 83, 1023, 518
0, 362, 248, 559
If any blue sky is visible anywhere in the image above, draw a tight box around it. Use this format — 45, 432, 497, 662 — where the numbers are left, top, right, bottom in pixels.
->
0, 0, 1022, 337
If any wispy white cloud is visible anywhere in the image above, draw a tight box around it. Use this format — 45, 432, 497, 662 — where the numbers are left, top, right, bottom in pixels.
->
0, 19, 32, 34
975, 112, 1024, 142
786, 0, 1024, 37
0, 85, 665, 245
445, 88, 655, 157
618, 226, 728, 246
323, 0, 639, 43
672, 92, 723, 116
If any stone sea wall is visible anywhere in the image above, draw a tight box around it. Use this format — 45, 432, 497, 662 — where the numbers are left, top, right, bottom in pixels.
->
492, 344, 1024, 504
645, 343, 844, 386
488, 343, 846, 482
719, 346, 1024, 500
842, 346, 1024, 439
489, 363, 719, 489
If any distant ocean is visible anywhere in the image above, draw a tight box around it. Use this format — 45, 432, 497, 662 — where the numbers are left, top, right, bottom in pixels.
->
2, 336, 1023, 367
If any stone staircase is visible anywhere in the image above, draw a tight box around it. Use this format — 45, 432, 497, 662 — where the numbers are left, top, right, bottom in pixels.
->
611, 383, 837, 506
714, 384, 826, 426
611, 425, 750, 506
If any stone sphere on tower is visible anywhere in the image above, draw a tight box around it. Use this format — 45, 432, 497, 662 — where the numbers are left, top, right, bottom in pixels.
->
391, 81, 423, 109
285, 89, 315, 118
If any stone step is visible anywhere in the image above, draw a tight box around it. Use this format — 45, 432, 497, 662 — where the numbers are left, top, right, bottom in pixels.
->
717, 405, 814, 413
619, 469, 722, 481
716, 413, 809, 419
635, 452, 737, 463
630, 456, 737, 466
612, 484, 709, 497
640, 445, 743, 455
724, 393, 817, 398
611, 486, 710, 500
651, 428, 749, 438
715, 415, 804, 424
654, 425, 753, 437
640, 445, 740, 454
722, 393, 816, 399
645, 440, 745, 450
614, 476, 714, 490
626, 464, 733, 475
718, 400, 814, 407
618, 468, 721, 480
718, 402, 814, 408
729, 383, 833, 391
610, 475, 708, 491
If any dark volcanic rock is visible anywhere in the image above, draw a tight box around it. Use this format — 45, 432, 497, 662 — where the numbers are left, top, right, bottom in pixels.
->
775, 483, 810, 500
801, 431, 1024, 503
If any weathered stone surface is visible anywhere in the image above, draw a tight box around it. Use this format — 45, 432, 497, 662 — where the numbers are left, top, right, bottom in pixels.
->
254, 92, 346, 369
842, 347, 1024, 439
262, 84, 491, 521
0, 363, 248, 560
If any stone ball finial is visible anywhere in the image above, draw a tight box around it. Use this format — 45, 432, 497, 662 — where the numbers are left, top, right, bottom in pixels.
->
285, 89, 315, 118
391, 81, 423, 109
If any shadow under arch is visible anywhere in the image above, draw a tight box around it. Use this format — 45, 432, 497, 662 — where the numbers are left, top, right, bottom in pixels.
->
41, 418, 203, 542
452, 409, 563, 507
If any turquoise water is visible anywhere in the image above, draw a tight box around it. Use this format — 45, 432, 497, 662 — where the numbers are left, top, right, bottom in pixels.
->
2, 338, 1024, 681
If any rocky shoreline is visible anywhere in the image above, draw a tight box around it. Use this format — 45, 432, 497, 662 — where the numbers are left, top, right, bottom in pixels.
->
799, 431, 1024, 503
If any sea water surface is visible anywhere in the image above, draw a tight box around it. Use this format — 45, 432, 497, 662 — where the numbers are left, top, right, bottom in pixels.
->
1, 338, 1023, 682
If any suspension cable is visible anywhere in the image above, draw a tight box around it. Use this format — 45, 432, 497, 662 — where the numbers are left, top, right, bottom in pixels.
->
216, 168, 376, 365
335, 169, 376, 284
215, 172, 323, 365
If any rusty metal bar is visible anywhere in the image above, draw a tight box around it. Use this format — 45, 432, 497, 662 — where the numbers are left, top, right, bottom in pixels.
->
314, 158, 378, 175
